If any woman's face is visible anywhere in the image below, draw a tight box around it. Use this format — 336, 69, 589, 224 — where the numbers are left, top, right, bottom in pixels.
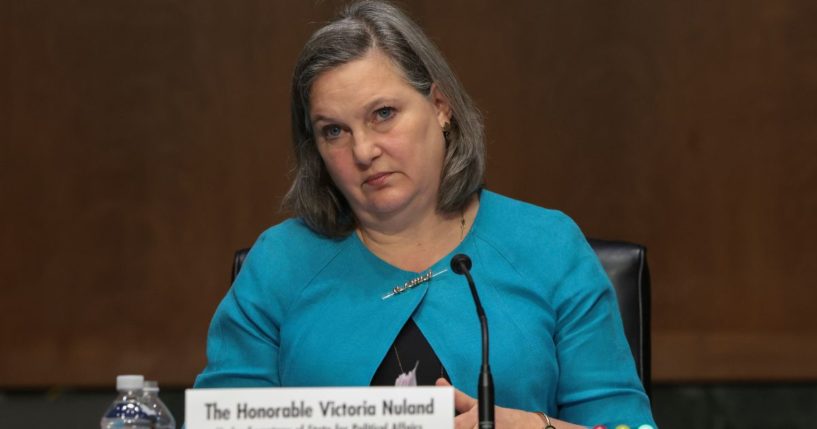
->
309, 49, 451, 225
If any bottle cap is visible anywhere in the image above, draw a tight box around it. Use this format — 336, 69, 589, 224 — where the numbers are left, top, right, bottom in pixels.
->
143, 380, 159, 392
116, 374, 144, 391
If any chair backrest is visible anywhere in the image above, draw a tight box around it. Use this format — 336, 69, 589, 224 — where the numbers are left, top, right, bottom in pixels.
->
231, 238, 651, 393
587, 238, 651, 395
232, 248, 249, 284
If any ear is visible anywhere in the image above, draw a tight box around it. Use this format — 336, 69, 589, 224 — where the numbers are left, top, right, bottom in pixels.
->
430, 83, 453, 128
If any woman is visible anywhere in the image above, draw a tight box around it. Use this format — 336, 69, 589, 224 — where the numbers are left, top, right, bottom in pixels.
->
194, 1, 656, 428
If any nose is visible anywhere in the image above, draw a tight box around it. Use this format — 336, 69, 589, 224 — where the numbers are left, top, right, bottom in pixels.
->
351, 129, 382, 167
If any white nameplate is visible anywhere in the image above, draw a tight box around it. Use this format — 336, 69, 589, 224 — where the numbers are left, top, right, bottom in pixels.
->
185, 386, 454, 429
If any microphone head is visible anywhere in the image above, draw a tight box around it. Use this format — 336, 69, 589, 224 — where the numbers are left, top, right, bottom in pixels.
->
450, 253, 472, 274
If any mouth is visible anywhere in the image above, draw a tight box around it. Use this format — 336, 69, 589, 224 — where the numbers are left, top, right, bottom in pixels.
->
363, 172, 392, 187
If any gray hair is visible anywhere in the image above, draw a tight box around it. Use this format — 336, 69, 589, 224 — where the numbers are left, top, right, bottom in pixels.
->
283, 0, 485, 237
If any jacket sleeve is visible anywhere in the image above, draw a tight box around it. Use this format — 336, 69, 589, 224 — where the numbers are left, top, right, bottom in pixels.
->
193, 233, 285, 388
551, 220, 656, 428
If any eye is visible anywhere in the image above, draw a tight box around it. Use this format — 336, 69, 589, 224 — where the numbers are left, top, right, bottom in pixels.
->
374, 106, 395, 122
322, 124, 343, 140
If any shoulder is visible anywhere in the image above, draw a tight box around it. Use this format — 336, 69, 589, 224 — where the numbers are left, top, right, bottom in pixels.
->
474, 190, 611, 310
472, 190, 601, 291
475, 190, 587, 259
254, 218, 346, 257
235, 218, 352, 301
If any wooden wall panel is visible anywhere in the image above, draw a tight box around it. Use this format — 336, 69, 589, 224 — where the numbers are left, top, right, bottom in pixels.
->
1, 0, 816, 386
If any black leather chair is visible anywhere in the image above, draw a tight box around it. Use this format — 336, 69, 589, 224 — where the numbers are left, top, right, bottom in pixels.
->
231, 238, 651, 394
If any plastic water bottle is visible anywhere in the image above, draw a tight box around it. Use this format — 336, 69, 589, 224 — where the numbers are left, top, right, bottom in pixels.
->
142, 380, 176, 429
100, 374, 155, 429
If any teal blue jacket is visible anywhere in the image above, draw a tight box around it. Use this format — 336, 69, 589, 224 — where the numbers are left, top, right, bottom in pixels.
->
194, 191, 656, 427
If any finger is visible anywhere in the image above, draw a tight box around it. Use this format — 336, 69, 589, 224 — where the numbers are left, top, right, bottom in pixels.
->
453, 403, 478, 429
435, 377, 478, 412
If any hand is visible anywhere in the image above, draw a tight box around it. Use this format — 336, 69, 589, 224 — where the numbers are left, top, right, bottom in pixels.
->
435, 378, 544, 429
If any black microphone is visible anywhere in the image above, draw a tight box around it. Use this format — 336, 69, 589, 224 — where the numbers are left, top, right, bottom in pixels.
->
450, 254, 494, 429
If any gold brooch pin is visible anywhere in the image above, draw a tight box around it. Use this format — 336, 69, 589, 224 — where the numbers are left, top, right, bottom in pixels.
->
382, 269, 448, 300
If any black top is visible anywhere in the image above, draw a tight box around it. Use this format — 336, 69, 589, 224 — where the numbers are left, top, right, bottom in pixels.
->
370, 318, 450, 386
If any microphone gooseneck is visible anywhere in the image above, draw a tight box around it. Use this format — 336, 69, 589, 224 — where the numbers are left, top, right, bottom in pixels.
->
450, 254, 494, 429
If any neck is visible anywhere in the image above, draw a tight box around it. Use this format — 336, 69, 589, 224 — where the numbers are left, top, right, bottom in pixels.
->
357, 195, 478, 272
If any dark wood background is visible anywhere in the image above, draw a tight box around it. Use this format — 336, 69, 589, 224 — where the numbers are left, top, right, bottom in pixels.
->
2, 0, 816, 387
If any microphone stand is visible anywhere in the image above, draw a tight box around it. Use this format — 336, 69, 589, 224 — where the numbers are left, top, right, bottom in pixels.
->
451, 254, 494, 429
